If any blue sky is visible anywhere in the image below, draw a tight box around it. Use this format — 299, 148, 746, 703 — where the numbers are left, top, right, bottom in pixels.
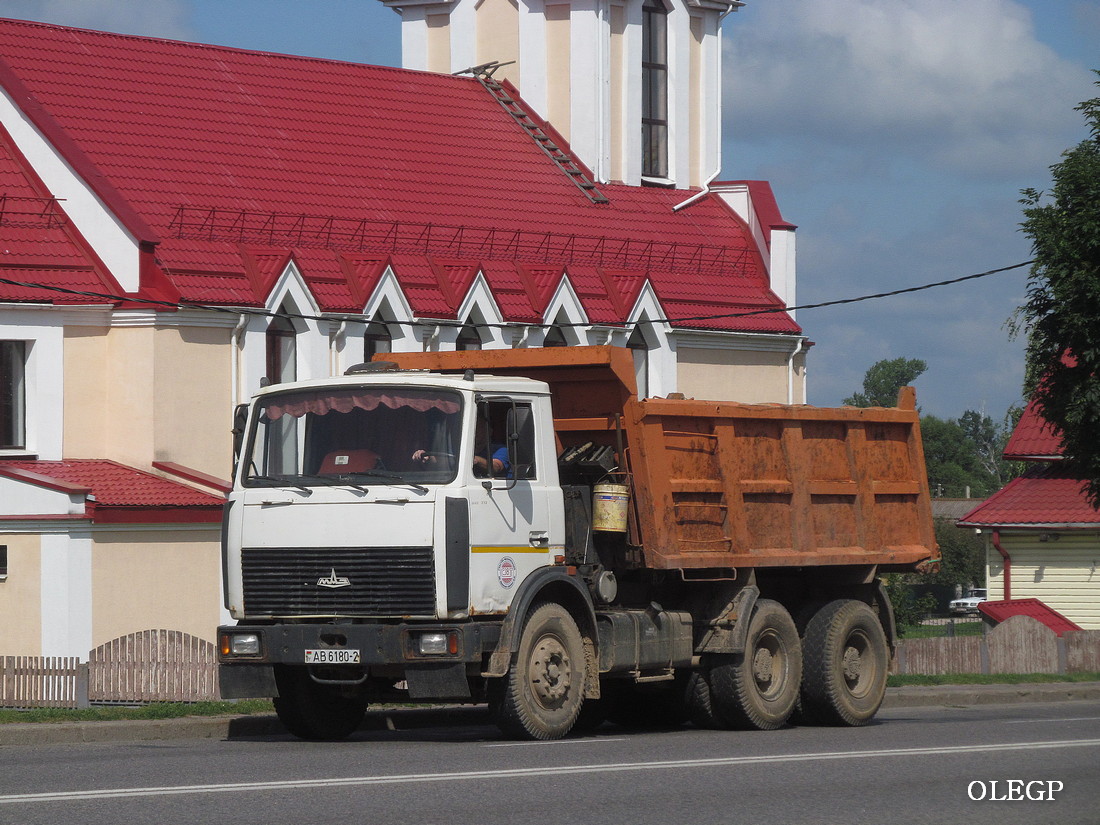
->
6, 0, 1097, 420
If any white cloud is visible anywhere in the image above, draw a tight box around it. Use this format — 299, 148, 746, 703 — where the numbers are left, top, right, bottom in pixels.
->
4, 0, 194, 40
725, 0, 1094, 178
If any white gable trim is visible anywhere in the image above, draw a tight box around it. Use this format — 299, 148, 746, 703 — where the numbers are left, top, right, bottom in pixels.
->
541, 275, 591, 346
0, 86, 141, 292
455, 271, 509, 349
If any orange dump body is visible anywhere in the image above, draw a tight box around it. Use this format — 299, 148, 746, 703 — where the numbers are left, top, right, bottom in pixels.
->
383, 346, 936, 573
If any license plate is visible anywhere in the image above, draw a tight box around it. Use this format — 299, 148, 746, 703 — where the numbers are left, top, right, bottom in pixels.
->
304, 648, 361, 664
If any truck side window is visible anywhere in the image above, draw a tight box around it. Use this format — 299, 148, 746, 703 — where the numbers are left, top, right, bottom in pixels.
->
478, 400, 536, 480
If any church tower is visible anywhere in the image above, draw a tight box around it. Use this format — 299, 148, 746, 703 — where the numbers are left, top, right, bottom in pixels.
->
379, 0, 741, 190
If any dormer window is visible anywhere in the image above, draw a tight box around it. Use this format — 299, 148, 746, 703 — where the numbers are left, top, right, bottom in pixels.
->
265, 311, 297, 385
642, 0, 669, 181
456, 323, 483, 351
364, 321, 393, 361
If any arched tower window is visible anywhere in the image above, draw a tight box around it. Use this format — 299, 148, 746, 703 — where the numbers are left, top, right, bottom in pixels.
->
642, 0, 669, 181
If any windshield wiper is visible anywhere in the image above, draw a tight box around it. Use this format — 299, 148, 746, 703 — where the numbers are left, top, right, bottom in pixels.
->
352, 470, 429, 493
246, 474, 313, 495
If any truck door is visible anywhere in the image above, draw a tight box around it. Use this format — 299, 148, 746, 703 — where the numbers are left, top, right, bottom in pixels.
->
465, 397, 556, 613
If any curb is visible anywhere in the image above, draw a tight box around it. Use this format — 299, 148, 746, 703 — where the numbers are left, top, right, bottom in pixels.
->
2, 685, 1099, 746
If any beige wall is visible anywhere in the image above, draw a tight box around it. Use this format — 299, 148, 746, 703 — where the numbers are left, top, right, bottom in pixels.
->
545, 4, 571, 140
677, 347, 805, 404
66, 323, 231, 478
477, 0, 520, 86
64, 326, 111, 457
987, 533, 1100, 630
609, 3, 625, 182
153, 326, 233, 479
689, 14, 703, 186
426, 13, 451, 74
91, 529, 222, 646
0, 534, 43, 655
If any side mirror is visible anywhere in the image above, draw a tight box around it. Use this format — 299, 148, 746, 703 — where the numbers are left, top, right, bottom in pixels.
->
231, 404, 249, 465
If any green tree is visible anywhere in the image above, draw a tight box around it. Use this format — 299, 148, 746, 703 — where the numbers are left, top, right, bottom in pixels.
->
1018, 74, 1100, 503
843, 357, 927, 407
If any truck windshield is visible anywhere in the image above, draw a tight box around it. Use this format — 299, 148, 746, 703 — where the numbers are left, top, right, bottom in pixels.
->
243, 386, 462, 487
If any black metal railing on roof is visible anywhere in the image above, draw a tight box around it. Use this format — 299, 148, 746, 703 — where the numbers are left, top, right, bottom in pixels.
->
0, 195, 68, 229
166, 206, 753, 277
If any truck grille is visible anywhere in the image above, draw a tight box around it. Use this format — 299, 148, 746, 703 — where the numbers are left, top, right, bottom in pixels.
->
241, 546, 436, 616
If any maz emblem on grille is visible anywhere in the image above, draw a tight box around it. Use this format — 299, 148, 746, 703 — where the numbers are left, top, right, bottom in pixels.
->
316, 568, 352, 589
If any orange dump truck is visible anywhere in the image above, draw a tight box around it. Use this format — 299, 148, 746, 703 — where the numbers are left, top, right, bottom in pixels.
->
218, 346, 936, 740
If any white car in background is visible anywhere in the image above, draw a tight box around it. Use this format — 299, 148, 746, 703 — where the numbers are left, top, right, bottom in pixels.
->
950, 588, 988, 615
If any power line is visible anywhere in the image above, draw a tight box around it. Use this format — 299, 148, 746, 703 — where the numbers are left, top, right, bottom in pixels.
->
0, 259, 1033, 331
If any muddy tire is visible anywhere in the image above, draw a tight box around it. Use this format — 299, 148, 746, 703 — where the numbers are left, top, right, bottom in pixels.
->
493, 602, 585, 740
800, 599, 889, 726
709, 599, 802, 730
684, 659, 733, 730
273, 667, 367, 741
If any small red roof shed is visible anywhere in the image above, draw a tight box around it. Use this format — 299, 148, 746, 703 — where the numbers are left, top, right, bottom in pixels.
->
978, 598, 1082, 637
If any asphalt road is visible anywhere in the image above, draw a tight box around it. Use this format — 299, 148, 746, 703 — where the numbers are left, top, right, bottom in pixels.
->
1, 700, 1098, 825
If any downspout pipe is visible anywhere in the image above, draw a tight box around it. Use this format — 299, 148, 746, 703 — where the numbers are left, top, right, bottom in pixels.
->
786, 337, 803, 404
992, 529, 1011, 600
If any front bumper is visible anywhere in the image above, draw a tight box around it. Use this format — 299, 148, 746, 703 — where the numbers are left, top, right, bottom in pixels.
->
217, 621, 502, 700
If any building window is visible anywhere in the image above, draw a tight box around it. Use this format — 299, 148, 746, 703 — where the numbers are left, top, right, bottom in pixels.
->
0, 545, 6, 580
642, 0, 669, 180
364, 321, 392, 362
265, 312, 297, 385
0, 341, 26, 450
456, 323, 483, 351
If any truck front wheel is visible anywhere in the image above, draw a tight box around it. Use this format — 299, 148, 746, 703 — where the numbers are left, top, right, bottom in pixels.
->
800, 599, 889, 726
273, 667, 368, 741
710, 599, 802, 730
492, 602, 585, 740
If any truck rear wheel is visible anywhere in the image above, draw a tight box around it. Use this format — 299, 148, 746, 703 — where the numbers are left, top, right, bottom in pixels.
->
710, 599, 802, 730
492, 602, 585, 740
273, 667, 367, 741
800, 599, 889, 726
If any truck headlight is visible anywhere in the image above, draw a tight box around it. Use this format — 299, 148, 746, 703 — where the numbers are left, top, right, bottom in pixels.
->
417, 631, 457, 655
220, 632, 261, 657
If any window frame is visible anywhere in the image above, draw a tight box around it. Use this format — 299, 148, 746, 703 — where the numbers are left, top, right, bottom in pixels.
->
641, 0, 670, 181
0, 340, 27, 451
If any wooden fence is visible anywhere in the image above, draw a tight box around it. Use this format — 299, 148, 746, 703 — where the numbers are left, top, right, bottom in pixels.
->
0, 630, 219, 709
2, 619, 1098, 708
894, 616, 1100, 676
88, 630, 219, 703
0, 656, 82, 708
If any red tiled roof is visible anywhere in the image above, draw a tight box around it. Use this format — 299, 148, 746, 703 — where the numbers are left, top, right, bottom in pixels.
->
957, 464, 1100, 527
0, 18, 798, 335
0, 459, 224, 522
1003, 398, 1063, 460
978, 598, 1082, 636
0, 123, 119, 304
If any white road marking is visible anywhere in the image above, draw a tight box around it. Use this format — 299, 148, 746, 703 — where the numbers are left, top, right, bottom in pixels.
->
1004, 716, 1100, 724
3, 738, 1099, 804
486, 737, 628, 747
